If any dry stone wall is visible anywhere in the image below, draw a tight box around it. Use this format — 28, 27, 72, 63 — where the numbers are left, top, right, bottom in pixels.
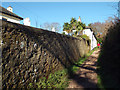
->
1, 20, 90, 88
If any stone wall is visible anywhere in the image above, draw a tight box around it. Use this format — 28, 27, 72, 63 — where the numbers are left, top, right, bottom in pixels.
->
1, 20, 90, 88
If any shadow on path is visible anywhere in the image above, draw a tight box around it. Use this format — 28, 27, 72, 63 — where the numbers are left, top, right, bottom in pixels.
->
67, 49, 100, 89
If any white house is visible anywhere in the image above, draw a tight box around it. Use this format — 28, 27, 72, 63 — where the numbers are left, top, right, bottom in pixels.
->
82, 28, 97, 50
0, 6, 23, 23
23, 17, 30, 26
51, 27, 56, 32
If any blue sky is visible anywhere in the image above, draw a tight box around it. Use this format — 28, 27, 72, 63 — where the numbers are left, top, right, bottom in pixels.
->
2, 2, 118, 33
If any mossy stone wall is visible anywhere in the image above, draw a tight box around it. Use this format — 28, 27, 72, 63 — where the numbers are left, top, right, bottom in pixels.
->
1, 20, 90, 88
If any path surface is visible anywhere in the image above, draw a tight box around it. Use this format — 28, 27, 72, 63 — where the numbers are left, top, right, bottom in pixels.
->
67, 49, 100, 89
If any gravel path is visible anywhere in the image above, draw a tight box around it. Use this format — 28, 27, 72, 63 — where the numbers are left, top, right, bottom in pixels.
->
67, 49, 100, 89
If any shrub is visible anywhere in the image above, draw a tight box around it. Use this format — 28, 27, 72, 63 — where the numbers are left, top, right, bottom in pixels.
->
97, 19, 120, 88
97, 37, 103, 44
62, 32, 66, 35
80, 34, 90, 41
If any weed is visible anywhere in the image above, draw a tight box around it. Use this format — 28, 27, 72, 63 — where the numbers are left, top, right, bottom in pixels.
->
28, 69, 69, 88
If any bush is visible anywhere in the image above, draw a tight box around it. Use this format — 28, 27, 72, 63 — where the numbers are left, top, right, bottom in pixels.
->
62, 32, 66, 35
97, 37, 103, 44
97, 19, 120, 88
80, 34, 90, 41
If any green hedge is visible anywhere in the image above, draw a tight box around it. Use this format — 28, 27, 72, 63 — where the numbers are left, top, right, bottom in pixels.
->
97, 20, 120, 89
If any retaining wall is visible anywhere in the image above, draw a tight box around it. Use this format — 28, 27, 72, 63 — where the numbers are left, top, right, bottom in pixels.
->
1, 20, 90, 88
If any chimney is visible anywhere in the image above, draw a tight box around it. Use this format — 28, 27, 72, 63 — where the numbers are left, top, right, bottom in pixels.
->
7, 6, 13, 12
23, 18, 31, 26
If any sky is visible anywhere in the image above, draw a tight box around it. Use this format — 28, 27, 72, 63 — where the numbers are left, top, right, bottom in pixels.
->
2, 2, 118, 33
2, 0, 120, 2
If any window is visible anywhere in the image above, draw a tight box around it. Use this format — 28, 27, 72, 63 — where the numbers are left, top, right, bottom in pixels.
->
2, 18, 7, 21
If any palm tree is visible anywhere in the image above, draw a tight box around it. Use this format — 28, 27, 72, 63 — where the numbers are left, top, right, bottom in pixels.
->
75, 22, 86, 35
70, 17, 77, 30
81, 23, 86, 29
75, 22, 83, 35
70, 17, 77, 24
63, 22, 72, 34
63, 17, 86, 36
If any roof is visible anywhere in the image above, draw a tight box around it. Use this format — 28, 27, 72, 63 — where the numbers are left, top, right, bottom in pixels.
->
0, 6, 23, 20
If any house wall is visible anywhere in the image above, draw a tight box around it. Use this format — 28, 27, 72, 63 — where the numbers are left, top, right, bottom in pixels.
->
92, 34, 97, 49
2, 20, 90, 88
0, 14, 21, 23
0, 15, 2, 19
83, 29, 97, 50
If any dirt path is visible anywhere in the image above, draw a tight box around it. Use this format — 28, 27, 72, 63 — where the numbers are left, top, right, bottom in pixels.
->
67, 49, 100, 89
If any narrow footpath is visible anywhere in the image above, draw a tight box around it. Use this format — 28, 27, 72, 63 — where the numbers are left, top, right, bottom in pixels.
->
67, 49, 100, 89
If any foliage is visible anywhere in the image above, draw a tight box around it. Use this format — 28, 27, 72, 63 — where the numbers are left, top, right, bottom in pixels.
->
77, 22, 86, 30
80, 34, 90, 41
28, 69, 69, 88
97, 19, 120, 88
63, 17, 86, 35
97, 75, 105, 89
70, 17, 77, 25
88, 16, 118, 41
97, 37, 103, 44
70, 17, 77, 30
63, 23, 71, 31
62, 32, 66, 35
76, 22, 83, 33
28, 83, 33, 88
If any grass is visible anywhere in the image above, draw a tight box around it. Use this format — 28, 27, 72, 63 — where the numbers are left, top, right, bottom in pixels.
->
28, 69, 69, 88
97, 75, 105, 90
97, 51, 105, 90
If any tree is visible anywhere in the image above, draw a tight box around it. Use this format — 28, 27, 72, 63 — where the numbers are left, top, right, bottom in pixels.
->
70, 17, 77, 24
88, 16, 117, 42
88, 23, 91, 27
63, 22, 72, 34
81, 23, 86, 29
63, 17, 86, 36
70, 17, 77, 30
43, 22, 61, 32
75, 22, 83, 35
43, 22, 51, 30
51, 22, 61, 32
